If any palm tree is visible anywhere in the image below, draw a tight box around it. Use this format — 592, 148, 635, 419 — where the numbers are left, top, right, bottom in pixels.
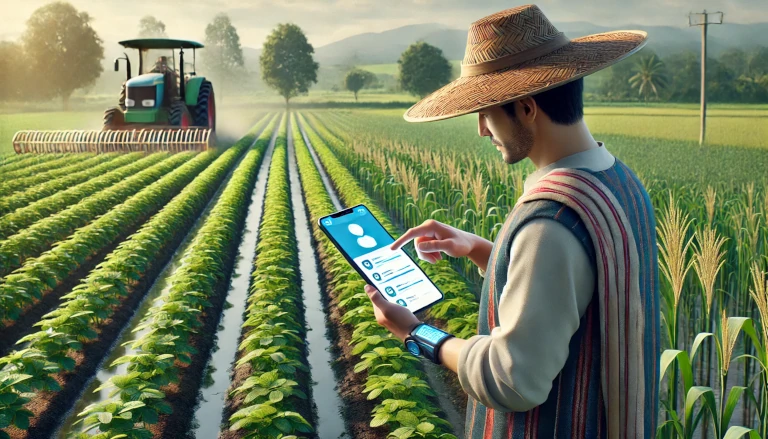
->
629, 54, 668, 102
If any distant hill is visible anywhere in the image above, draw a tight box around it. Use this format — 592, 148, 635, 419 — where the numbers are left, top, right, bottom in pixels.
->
308, 20, 768, 66
88, 20, 767, 96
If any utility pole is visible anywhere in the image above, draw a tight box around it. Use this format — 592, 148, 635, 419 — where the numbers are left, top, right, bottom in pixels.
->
688, 10, 723, 145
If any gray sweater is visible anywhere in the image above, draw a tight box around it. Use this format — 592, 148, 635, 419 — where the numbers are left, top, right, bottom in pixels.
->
457, 143, 615, 411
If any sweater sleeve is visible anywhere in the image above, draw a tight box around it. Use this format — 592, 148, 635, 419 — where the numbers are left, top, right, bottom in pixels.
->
457, 218, 595, 412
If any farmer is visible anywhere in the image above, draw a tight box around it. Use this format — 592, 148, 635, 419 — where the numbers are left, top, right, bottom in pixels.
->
365, 4, 660, 438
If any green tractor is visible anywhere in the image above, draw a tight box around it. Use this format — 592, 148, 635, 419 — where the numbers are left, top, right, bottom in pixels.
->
108, 38, 215, 133
12, 38, 216, 154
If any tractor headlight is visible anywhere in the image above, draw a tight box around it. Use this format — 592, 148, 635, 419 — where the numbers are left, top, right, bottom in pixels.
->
141, 99, 155, 107
125, 98, 135, 107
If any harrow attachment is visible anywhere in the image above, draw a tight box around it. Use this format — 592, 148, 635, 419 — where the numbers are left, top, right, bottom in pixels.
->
12, 128, 214, 154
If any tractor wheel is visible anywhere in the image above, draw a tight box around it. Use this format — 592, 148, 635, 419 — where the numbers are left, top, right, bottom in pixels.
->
103, 107, 125, 130
118, 83, 126, 111
193, 81, 216, 131
168, 100, 192, 128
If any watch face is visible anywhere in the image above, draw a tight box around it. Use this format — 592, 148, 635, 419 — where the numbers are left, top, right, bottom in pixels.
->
405, 339, 421, 356
413, 324, 449, 344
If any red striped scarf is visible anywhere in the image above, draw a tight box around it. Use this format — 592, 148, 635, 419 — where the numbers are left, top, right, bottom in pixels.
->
516, 168, 646, 438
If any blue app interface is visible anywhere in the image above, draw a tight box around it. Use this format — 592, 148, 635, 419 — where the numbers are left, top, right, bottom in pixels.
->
322, 205, 442, 312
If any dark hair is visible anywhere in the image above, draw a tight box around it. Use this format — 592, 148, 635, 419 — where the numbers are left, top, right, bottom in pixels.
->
501, 77, 584, 125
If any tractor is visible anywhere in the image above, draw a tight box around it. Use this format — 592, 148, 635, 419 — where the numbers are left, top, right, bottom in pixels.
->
13, 38, 216, 154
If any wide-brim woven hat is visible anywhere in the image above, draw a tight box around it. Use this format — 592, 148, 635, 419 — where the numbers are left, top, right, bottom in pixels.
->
404, 4, 647, 122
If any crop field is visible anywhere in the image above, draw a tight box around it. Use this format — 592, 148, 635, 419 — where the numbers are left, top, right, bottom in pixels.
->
0, 104, 767, 439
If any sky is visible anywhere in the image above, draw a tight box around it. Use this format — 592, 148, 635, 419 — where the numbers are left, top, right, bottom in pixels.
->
1, 0, 767, 49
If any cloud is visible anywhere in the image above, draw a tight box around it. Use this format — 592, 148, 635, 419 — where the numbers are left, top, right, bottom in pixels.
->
1, 0, 766, 49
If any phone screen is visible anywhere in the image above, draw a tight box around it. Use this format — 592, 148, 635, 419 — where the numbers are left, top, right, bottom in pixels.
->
319, 204, 443, 313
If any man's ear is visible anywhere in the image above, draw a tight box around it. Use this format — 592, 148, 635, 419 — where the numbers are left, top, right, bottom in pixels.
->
519, 97, 537, 122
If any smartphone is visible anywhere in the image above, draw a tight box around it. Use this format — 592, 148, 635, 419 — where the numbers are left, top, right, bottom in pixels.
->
318, 204, 444, 314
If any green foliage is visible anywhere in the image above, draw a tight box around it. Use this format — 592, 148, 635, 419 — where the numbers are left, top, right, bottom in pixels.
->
0, 153, 113, 198
21, 1, 104, 107
398, 42, 452, 98
62, 115, 275, 437
226, 113, 314, 436
630, 54, 668, 101
0, 152, 175, 279
0, 153, 143, 236
293, 112, 457, 439
345, 69, 378, 102
260, 24, 318, 105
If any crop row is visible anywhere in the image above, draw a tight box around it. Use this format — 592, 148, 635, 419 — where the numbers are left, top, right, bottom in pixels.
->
0, 153, 119, 198
0, 153, 196, 322
223, 113, 314, 438
0, 153, 180, 277
304, 113, 480, 338
0, 154, 58, 172
2, 154, 93, 181
294, 112, 458, 439
67, 115, 278, 438
0, 116, 273, 438
0, 153, 145, 232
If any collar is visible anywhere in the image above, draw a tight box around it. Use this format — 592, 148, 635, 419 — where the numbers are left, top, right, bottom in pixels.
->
523, 142, 615, 194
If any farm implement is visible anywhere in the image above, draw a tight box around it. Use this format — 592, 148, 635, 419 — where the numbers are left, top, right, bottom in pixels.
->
12, 38, 216, 154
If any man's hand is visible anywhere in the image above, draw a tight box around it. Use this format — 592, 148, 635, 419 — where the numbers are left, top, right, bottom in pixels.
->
364, 284, 421, 342
390, 219, 493, 271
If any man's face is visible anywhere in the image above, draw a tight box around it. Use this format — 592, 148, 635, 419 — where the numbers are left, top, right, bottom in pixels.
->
477, 104, 534, 165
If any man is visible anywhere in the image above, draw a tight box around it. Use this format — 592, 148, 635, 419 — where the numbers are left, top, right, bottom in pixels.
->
364, 4, 660, 438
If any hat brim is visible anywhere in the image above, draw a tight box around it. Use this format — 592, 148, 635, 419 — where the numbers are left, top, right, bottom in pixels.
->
403, 30, 648, 123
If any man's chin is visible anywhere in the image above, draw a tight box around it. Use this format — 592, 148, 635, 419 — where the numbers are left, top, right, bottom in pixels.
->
501, 152, 525, 165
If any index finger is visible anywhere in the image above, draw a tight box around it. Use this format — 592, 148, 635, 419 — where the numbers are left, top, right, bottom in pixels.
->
390, 223, 437, 251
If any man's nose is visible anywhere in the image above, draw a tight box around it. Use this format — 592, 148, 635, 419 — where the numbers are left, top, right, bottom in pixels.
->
478, 115, 489, 137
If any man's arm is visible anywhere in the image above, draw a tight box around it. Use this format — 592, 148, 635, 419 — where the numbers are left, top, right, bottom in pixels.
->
455, 219, 594, 411
390, 219, 494, 272
369, 218, 593, 411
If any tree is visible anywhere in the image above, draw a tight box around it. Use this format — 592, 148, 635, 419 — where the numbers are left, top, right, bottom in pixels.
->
664, 51, 700, 102
629, 54, 668, 101
0, 42, 29, 101
22, 1, 104, 109
720, 48, 748, 78
203, 14, 245, 99
397, 41, 451, 98
138, 16, 167, 38
260, 23, 318, 106
748, 47, 768, 76
344, 68, 376, 101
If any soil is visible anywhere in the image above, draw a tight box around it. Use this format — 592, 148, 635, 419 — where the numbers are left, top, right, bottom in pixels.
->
5, 220, 186, 439
0, 225, 145, 358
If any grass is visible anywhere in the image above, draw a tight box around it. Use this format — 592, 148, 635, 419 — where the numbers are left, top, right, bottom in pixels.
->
0, 112, 101, 154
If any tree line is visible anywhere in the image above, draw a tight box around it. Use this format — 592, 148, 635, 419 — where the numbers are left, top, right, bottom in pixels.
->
1, 1, 765, 107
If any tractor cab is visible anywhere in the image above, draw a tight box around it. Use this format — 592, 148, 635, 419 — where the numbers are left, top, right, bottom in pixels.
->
110, 38, 215, 130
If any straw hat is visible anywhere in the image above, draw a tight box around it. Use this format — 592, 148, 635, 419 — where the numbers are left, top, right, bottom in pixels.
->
404, 4, 648, 122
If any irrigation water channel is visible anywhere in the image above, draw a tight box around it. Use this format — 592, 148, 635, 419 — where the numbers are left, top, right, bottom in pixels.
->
288, 121, 346, 439
190, 123, 278, 438
53, 121, 275, 438
297, 118, 466, 436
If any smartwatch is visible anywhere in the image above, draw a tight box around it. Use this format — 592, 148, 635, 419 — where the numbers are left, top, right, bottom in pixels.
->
404, 323, 454, 365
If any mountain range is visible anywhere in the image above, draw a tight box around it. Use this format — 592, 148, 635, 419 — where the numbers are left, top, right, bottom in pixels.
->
243, 20, 768, 68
